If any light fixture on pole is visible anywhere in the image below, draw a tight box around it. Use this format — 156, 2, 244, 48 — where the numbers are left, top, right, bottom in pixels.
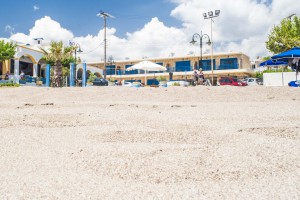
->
204, 9, 220, 85
69, 41, 83, 85
69, 41, 83, 65
97, 11, 114, 80
190, 32, 211, 70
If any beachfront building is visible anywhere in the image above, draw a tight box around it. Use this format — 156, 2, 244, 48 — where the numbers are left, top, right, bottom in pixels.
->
0, 44, 45, 80
88, 51, 252, 85
0, 42, 103, 83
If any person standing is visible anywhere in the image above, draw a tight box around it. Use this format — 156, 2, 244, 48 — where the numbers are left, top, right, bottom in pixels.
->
193, 68, 198, 85
20, 71, 25, 78
198, 68, 204, 85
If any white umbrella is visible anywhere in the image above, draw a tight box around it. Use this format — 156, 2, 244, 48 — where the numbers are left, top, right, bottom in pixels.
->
126, 61, 167, 85
126, 60, 167, 71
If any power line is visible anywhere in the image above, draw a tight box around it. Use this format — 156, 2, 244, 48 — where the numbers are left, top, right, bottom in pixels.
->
79, 42, 103, 55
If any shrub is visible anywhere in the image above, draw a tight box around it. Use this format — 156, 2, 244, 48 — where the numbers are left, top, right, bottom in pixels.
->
87, 73, 96, 83
156, 76, 167, 82
0, 82, 20, 87
255, 68, 293, 79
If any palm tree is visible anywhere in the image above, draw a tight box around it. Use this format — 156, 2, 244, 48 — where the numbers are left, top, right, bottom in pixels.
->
0, 40, 16, 75
40, 41, 74, 87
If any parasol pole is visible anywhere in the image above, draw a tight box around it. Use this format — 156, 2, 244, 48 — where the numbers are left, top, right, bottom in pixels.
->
282, 65, 284, 86
145, 70, 147, 86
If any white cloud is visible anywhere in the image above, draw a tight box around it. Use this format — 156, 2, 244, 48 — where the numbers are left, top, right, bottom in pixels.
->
33, 5, 40, 11
4, 25, 15, 35
7, 0, 300, 62
170, 0, 300, 58
10, 16, 74, 46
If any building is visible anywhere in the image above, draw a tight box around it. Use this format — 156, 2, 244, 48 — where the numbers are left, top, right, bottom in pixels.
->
0, 44, 46, 80
0, 40, 253, 85
88, 51, 253, 85
0, 42, 103, 82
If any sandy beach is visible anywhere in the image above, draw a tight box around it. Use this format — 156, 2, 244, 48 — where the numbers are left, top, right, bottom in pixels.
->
0, 86, 300, 199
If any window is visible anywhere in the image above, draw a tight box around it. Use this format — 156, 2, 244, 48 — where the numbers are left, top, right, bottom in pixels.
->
219, 58, 239, 70
200, 59, 216, 71
175, 61, 191, 72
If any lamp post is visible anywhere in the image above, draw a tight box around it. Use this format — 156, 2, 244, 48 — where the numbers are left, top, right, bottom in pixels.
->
190, 32, 211, 70
204, 10, 220, 85
69, 41, 83, 85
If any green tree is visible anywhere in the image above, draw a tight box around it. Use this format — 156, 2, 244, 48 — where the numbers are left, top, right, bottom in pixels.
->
40, 41, 75, 87
266, 16, 300, 54
0, 40, 16, 62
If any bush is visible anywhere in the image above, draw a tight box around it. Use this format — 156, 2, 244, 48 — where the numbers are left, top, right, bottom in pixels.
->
87, 73, 97, 83
0, 82, 20, 87
172, 82, 180, 86
156, 76, 167, 82
255, 68, 293, 79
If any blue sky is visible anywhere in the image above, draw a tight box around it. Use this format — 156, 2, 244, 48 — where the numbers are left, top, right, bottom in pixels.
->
1, 0, 299, 61
1, 0, 181, 38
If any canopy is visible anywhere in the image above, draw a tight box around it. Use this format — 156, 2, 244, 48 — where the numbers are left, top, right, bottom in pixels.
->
259, 59, 288, 67
126, 60, 167, 86
271, 47, 300, 59
126, 61, 167, 71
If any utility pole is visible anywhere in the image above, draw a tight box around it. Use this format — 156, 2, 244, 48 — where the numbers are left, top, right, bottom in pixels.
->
97, 11, 114, 79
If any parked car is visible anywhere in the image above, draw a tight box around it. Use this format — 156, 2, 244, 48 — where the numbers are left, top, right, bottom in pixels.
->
123, 82, 133, 87
122, 81, 142, 87
242, 78, 263, 86
93, 78, 108, 86
219, 77, 247, 86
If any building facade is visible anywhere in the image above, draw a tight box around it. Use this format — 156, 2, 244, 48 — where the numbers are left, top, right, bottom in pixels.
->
88, 51, 253, 85
0, 44, 46, 80
0, 43, 103, 81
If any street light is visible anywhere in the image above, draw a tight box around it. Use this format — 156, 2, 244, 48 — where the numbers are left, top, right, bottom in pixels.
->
190, 32, 211, 70
204, 9, 220, 85
69, 41, 83, 64
69, 41, 83, 84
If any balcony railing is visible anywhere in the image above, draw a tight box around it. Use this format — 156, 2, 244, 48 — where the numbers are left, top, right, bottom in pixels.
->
105, 64, 239, 76
106, 66, 193, 76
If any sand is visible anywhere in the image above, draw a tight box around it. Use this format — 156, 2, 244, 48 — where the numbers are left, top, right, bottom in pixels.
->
0, 86, 300, 199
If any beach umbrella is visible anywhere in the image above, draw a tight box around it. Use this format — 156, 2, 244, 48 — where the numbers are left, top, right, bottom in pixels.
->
271, 47, 300, 59
126, 61, 167, 85
259, 59, 287, 67
126, 60, 167, 71
271, 47, 300, 84
259, 59, 288, 86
